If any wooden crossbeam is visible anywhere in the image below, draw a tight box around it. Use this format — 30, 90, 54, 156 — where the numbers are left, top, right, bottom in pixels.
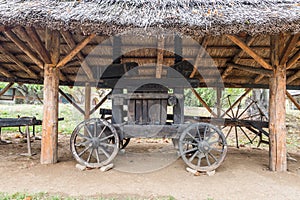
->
287, 69, 300, 84
191, 88, 217, 117
222, 36, 257, 79
4, 29, 44, 69
56, 33, 96, 68
227, 63, 272, 76
156, 36, 164, 78
226, 35, 273, 70
286, 91, 300, 110
89, 91, 111, 115
59, 88, 84, 114
0, 82, 14, 96
0, 43, 38, 78
287, 49, 300, 69
190, 37, 209, 78
61, 31, 94, 80
25, 27, 51, 64
0, 66, 13, 78
280, 33, 300, 66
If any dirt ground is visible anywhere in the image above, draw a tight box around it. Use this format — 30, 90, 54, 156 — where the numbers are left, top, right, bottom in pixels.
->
0, 135, 300, 200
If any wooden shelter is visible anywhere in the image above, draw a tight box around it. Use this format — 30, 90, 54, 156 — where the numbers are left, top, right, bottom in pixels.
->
0, 0, 300, 171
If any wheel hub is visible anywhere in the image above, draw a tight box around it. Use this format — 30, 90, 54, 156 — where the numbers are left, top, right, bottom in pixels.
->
198, 141, 210, 153
91, 137, 100, 148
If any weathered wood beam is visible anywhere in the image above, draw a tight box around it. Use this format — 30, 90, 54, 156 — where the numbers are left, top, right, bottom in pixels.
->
228, 63, 272, 76
89, 91, 111, 115
85, 83, 91, 120
190, 37, 209, 78
58, 88, 84, 114
156, 36, 164, 78
60, 31, 94, 80
191, 88, 217, 117
0, 43, 38, 78
269, 34, 287, 172
280, 33, 300, 66
4, 29, 44, 69
226, 35, 273, 70
0, 66, 14, 78
56, 33, 96, 68
286, 91, 300, 110
0, 82, 14, 97
222, 36, 257, 79
25, 27, 52, 64
286, 49, 300, 69
287, 69, 300, 84
41, 28, 60, 164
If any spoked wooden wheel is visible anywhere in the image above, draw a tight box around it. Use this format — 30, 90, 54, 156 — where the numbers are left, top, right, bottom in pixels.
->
70, 118, 119, 168
179, 123, 227, 172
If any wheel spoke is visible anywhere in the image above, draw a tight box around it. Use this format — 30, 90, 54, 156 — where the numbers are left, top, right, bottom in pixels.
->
78, 145, 91, 157
197, 155, 202, 167
75, 140, 90, 147
182, 147, 198, 155
209, 152, 218, 162
77, 132, 90, 140
84, 125, 93, 138
87, 148, 94, 163
186, 132, 196, 141
95, 148, 100, 163
94, 121, 97, 137
225, 126, 233, 139
208, 139, 219, 145
97, 125, 107, 138
205, 154, 211, 166
197, 126, 203, 141
100, 143, 116, 148
189, 150, 198, 162
99, 134, 114, 142
98, 146, 111, 158
182, 140, 198, 146
211, 147, 223, 153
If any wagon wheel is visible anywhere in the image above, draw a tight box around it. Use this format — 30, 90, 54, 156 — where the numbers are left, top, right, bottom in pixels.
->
221, 96, 268, 148
70, 118, 119, 168
179, 123, 227, 172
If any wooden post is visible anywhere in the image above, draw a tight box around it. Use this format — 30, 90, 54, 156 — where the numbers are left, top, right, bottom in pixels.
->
216, 87, 222, 117
41, 29, 60, 164
269, 35, 287, 172
85, 82, 91, 120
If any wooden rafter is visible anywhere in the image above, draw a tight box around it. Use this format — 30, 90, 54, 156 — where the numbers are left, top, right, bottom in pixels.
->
156, 36, 164, 78
280, 33, 300, 66
4, 29, 44, 69
190, 37, 209, 78
287, 70, 300, 84
222, 36, 257, 79
228, 63, 272, 77
226, 35, 273, 70
0, 66, 13, 78
25, 27, 52, 64
287, 49, 300, 69
56, 33, 96, 68
89, 91, 111, 115
286, 91, 300, 110
191, 88, 217, 117
0, 82, 14, 96
61, 31, 94, 80
0, 43, 38, 78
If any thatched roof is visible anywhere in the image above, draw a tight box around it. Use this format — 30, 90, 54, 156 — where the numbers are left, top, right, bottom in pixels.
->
0, 0, 300, 36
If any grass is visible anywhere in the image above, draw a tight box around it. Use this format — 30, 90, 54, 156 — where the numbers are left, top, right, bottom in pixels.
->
0, 192, 176, 200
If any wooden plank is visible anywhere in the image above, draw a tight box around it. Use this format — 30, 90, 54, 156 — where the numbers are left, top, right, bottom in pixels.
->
4, 29, 44, 69
56, 33, 96, 68
269, 34, 287, 172
84, 83, 91, 120
156, 36, 164, 78
287, 69, 300, 84
0, 82, 14, 97
128, 99, 135, 123
0, 66, 13, 78
142, 99, 148, 124
286, 91, 300, 110
61, 31, 94, 80
226, 35, 273, 70
280, 33, 300, 66
41, 28, 60, 164
190, 37, 209, 78
0, 43, 38, 78
286, 49, 300, 69
58, 88, 84, 114
227, 63, 272, 76
191, 88, 217, 117
135, 99, 143, 124
25, 26, 52, 64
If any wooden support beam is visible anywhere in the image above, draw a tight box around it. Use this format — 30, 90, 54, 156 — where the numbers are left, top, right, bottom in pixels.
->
4, 29, 44, 69
58, 88, 84, 114
191, 88, 217, 117
190, 37, 209, 78
61, 31, 94, 80
269, 34, 287, 172
286, 49, 300, 69
280, 33, 300, 66
56, 33, 96, 68
222, 36, 257, 79
25, 27, 52, 64
287, 69, 300, 84
0, 82, 14, 97
41, 28, 60, 164
227, 63, 272, 76
226, 35, 273, 70
0, 43, 38, 78
85, 83, 91, 120
89, 91, 111, 115
0, 66, 14, 78
156, 36, 164, 78
286, 91, 300, 110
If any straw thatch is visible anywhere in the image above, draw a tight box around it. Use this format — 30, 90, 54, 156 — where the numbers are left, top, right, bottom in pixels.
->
0, 0, 300, 36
